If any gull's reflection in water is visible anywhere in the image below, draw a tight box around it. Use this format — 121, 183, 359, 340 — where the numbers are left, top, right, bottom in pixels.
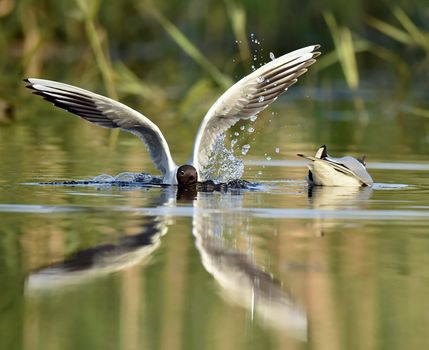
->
26, 187, 176, 291
308, 185, 373, 209
306, 185, 373, 236
190, 192, 308, 340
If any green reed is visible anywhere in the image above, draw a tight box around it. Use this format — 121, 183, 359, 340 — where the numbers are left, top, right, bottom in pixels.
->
139, 0, 232, 90
0, 0, 426, 127
323, 11, 359, 91
74, 0, 120, 145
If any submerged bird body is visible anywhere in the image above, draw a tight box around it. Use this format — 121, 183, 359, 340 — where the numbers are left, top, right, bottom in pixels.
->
25, 45, 320, 186
298, 145, 373, 187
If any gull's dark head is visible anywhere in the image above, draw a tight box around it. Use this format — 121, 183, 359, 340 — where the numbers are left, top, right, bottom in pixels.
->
176, 165, 198, 187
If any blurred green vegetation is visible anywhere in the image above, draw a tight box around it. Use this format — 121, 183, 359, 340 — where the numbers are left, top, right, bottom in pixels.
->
0, 0, 428, 123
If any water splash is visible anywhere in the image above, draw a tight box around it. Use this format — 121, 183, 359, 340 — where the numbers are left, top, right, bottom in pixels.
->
114, 172, 155, 183
200, 134, 244, 183
92, 172, 159, 184
249, 33, 265, 68
92, 174, 115, 182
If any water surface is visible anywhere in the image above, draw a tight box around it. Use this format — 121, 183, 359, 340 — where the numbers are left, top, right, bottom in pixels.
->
1, 92, 429, 350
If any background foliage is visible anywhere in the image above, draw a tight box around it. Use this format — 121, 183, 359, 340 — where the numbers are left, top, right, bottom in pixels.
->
0, 0, 428, 121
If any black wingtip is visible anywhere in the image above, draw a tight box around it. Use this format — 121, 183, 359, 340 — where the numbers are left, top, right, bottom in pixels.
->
357, 155, 366, 166
320, 145, 327, 158
23, 78, 35, 90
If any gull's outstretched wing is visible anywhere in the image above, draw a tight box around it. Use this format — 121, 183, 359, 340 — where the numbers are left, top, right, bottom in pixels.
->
25, 78, 177, 183
192, 45, 320, 179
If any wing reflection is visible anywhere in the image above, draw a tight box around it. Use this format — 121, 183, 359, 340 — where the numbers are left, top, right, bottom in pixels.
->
26, 187, 176, 291
192, 192, 307, 340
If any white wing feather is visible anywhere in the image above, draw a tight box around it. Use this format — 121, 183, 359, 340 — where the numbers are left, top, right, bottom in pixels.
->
192, 45, 320, 179
25, 78, 178, 183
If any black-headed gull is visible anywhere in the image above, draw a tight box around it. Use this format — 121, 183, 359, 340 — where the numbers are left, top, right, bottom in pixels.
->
25, 45, 320, 186
298, 145, 373, 187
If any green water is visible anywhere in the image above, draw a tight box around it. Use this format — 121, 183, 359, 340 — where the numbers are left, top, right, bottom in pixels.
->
1, 88, 429, 350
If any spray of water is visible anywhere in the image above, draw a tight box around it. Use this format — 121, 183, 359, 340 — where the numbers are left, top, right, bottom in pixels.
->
199, 34, 284, 183
200, 134, 244, 183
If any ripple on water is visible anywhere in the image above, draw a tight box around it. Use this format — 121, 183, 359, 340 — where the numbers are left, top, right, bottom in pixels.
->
22, 172, 164, 188
372, 183, 412, 190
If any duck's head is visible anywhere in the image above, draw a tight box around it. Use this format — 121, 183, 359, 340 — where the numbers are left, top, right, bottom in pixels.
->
176, 165, 198, 187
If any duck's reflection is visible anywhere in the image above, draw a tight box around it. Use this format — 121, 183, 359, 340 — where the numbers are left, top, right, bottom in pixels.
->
26, 187, 176, 291
191, 192, 307, 340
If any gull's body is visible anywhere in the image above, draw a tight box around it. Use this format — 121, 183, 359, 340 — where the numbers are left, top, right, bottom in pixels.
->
26, 45, 320, 185
298, 145, 373, 187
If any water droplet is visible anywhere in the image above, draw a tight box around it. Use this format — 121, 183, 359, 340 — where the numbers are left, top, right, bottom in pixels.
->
258, 96, 265, 103
258, 171, 262, 175
269, 52, 275, 60
275, 147, 280, 153
250, 115, 258, 122
231, 139, 237, 147
240, 125, 245, 131
247, 127, 255, 133
266, 156, 271, 161
251, 65, 256, 71
256, 76, 265, 83
241, 144, 251, 155
234, 132, 239, 136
